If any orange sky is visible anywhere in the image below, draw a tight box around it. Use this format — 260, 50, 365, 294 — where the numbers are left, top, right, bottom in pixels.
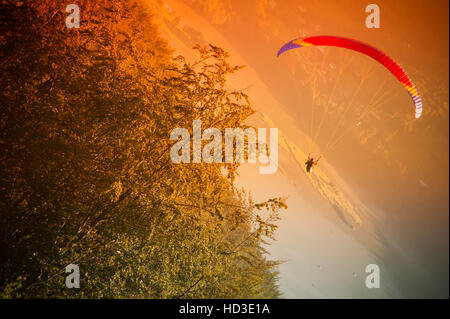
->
147, 0, 449, 297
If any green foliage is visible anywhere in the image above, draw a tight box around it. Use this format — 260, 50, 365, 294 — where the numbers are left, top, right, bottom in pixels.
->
0, 0, 286, 298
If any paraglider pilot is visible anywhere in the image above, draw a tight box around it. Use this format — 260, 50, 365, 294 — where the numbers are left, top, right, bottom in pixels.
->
305, 154, 321, 173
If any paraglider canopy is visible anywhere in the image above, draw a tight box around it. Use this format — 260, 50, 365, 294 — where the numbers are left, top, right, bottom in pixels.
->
277, 35, 423, 118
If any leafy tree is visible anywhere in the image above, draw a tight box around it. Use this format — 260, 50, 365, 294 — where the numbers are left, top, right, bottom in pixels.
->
0, 0, 286, 298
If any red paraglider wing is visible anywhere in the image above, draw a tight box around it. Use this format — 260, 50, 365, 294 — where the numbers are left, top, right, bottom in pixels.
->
277, 35, 423, 118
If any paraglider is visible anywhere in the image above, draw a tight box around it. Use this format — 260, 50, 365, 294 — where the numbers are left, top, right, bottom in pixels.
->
277, 35, 423, 118
305, 154, 321, 173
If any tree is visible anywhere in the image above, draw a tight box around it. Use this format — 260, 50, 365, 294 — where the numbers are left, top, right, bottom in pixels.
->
0, 0, 286, 298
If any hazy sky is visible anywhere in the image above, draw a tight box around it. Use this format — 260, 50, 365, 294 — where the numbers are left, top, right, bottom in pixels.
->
147, 0, 449, 298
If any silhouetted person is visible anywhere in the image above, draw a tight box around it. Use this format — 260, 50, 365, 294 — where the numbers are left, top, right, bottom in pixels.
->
305, 154, 320, 173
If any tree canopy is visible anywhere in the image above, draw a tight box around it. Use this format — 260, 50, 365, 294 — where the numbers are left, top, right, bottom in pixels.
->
0, 0, 286, 298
